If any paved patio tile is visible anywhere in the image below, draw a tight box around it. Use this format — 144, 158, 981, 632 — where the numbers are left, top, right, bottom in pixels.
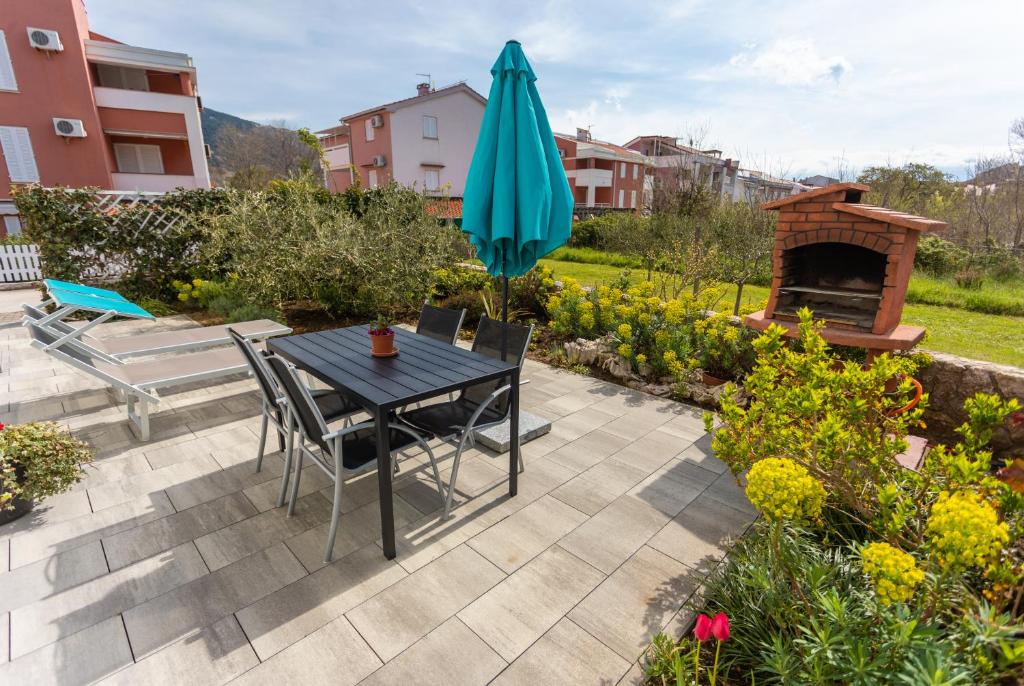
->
236, 542, 407, 660
491, 617, 631, 686
0, 489, 92, 537
548, 406, 617, 442
346, 544, 505, 662
0, 540, 108, 613
9, 541, 208, 658
467, 495, 588, 573
7, 492, 175, 569
546, 429, 632, 473
87, 453, 224, 512
102, 491, 257, 571
569, 545, 702, 661
103, 615, 258, 686
0, 537, 9, 572
704, 470, 758, 516
243, 462, 333, 512
458, 545, 605, 662
1, 612, 8, 663
551, 456, 649, 516
600, 407, 675, 442
559, 495, 672, 574
677, 432, 730, 474
627, 459, 717, 516
163, 453, 287, 511
647, 493, 757, 569
285, 495, 422, 572
357, 617, 507, 686
194, 491, 332, 571
235, 616, 380, 685
122, 542, 306, 659
0, 615, 132, 685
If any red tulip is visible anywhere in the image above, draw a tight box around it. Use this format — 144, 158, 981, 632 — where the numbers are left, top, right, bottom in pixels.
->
710, 612, 730, 641
0, 422, 5, 430
693, 614, 712, 642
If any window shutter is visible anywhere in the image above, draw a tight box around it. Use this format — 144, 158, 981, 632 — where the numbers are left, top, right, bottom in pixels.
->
137, 145, 164, 174
123, 68, 150, 92
0, 127, 40, 183
114, 144, 140, 173
0, 31, 17, 91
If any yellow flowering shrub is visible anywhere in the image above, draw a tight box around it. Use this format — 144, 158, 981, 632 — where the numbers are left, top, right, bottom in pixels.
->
926, 491, 1009, 571
745, 457, 826, 523
861, 542, 925, 605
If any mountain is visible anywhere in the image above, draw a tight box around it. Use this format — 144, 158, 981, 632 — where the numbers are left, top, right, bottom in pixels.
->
200, 108, 259, 158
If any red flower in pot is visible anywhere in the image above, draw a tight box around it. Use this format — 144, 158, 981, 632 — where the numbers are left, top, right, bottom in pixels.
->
369, 316, 396, 356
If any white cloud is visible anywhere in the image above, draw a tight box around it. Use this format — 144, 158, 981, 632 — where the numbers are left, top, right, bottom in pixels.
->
700, 39, 852, 86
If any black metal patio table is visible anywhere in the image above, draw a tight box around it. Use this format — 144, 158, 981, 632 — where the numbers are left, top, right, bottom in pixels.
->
267, 325, 521, 559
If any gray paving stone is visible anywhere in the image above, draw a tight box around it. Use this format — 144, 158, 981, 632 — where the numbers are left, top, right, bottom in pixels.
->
0, 538, 9, 572
459, 545, 605, 662
102, 491, 257, 571
8, 492, 176, 569
491, 617, 631, 686
648, 493, 756, 568
703, 470, 757, 515
0, 615, 132, 685
1, 612, 7, 663
559, 495, 672, 574
467, 495, 588, 573
102, 615, 258, 686
550, 456, 649, 516
547, 406, 618, 442
0, 540, 108, 613
194, 491, 332, 571
357, 617, 507, 686
243, 463, 333, 512
87, 453, 223, 512
122, 542, 306, 659
546, 429, 632, 474
473, 410, 551, 453
163, 453, 287, 511
676, 432, 729, 474
236, 542, 407, 660
233, 615, 381, 686
346, 544, 505, 662
9, 542, 207, 658
570, 545, 702, 661
627, 459, 717, 517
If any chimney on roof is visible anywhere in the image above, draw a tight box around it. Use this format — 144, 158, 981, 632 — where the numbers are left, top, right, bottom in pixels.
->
576, 127, 591, 142
416, 82, 431, 96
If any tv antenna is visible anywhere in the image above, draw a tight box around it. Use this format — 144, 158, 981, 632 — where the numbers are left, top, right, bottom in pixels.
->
416, 72, 433, 89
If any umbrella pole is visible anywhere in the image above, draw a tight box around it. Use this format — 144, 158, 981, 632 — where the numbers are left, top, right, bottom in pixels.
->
500, 260, 509, 361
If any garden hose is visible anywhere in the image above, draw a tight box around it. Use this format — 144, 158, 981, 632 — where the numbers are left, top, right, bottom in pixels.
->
887, 375, 923, 417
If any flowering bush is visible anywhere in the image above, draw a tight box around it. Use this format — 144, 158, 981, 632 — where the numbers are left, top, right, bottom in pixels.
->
0, 422, 93, 510
927, 491, 1010, 572
689, 312, 758, 380
861, 541, 925, 605
744, 457, 825, 523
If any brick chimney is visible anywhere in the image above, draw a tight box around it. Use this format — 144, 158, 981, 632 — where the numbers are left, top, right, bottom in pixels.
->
416, 82, 431, 96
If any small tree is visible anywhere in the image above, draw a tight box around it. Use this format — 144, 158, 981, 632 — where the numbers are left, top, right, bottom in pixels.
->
711, 200, 775, 314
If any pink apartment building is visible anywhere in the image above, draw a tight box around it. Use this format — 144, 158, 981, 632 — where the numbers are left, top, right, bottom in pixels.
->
318, 82, 486, 196
555, 129, 648, 212
0, 0, 210, 236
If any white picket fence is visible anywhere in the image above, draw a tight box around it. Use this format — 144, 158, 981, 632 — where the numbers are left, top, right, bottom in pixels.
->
0, 244, 42, 283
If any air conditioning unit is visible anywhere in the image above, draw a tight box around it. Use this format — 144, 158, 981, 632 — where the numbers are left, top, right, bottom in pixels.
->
204, 143, 212, 160
27, 27, 63, 52
372, 154, 387, 167
53, 118, 87, 138
369, 114, 384, 128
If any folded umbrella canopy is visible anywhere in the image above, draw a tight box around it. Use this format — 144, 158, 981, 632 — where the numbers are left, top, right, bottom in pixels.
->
462, 40, 573, 330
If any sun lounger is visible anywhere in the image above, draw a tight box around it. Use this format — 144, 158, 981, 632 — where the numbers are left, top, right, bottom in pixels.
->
22, 303, 291, 362
25, 320, 251, 440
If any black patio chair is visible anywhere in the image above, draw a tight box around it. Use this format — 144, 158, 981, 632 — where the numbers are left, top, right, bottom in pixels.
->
228, 328, 361, 508
263, 353, 443, 563
398, 316, 533, 520
416, 303, 466, 345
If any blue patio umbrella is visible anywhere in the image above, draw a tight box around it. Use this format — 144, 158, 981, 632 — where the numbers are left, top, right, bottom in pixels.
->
462, 40, 573, 329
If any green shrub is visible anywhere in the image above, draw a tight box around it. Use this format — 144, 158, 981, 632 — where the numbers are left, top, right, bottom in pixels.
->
432, 266, 492, 300
977, 247, 1024, 281
955, 268, 984, 289
137, 298, 175, 317
546, 246, 640, 268
0, 422, 93, 510
226, 303, 282, 324
914, 235, 969, 276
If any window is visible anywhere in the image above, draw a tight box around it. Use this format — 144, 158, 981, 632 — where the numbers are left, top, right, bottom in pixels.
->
0, 31, 17, 92
630, 190, 637, 209
364, 119, 375, 142
3, 215, 21, 236
424, 169, 440, 191
558, 148, 566, 159
619, 163, 626, 178
368, 169, 378, 188
113, 143, 164, 174
422, 115, 438, 139
632, 164, 638, 180
96, 64, 149, 91
0, 126, 40, 182
618, 189, 625, 207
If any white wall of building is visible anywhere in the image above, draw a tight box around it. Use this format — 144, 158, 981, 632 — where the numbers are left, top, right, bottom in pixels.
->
389, 90, 484, 196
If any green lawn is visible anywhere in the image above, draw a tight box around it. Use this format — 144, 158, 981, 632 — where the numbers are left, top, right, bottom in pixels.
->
537, 258, 1024, 368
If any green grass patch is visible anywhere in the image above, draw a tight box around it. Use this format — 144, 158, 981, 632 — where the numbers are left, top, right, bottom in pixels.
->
906, 273, 1024, 316
539, 258, 1024, 367
545, 246, 640, 268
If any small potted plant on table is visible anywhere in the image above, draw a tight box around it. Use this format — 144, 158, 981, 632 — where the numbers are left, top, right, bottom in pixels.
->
0, 422, 94, 526
369, 315, 398, 357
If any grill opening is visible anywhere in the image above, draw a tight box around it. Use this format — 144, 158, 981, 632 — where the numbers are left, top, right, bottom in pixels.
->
776, 242, 887, 330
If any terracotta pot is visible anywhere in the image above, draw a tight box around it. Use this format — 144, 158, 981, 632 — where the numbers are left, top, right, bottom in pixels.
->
369, 329, 396, 356
701, 372, 728, 387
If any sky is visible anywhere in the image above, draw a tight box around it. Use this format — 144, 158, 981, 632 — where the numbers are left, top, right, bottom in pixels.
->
86, 0, 1023, 180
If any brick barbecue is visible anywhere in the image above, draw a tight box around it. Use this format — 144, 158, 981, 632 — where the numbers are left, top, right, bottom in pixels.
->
746, 182, 947, 352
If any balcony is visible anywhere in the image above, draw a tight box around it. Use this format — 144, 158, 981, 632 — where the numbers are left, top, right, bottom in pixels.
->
111, 173, 203, 192
566, 168, 613, 188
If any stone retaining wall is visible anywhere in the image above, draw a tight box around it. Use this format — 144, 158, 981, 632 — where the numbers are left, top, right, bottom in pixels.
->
915, 350, 1024, 455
